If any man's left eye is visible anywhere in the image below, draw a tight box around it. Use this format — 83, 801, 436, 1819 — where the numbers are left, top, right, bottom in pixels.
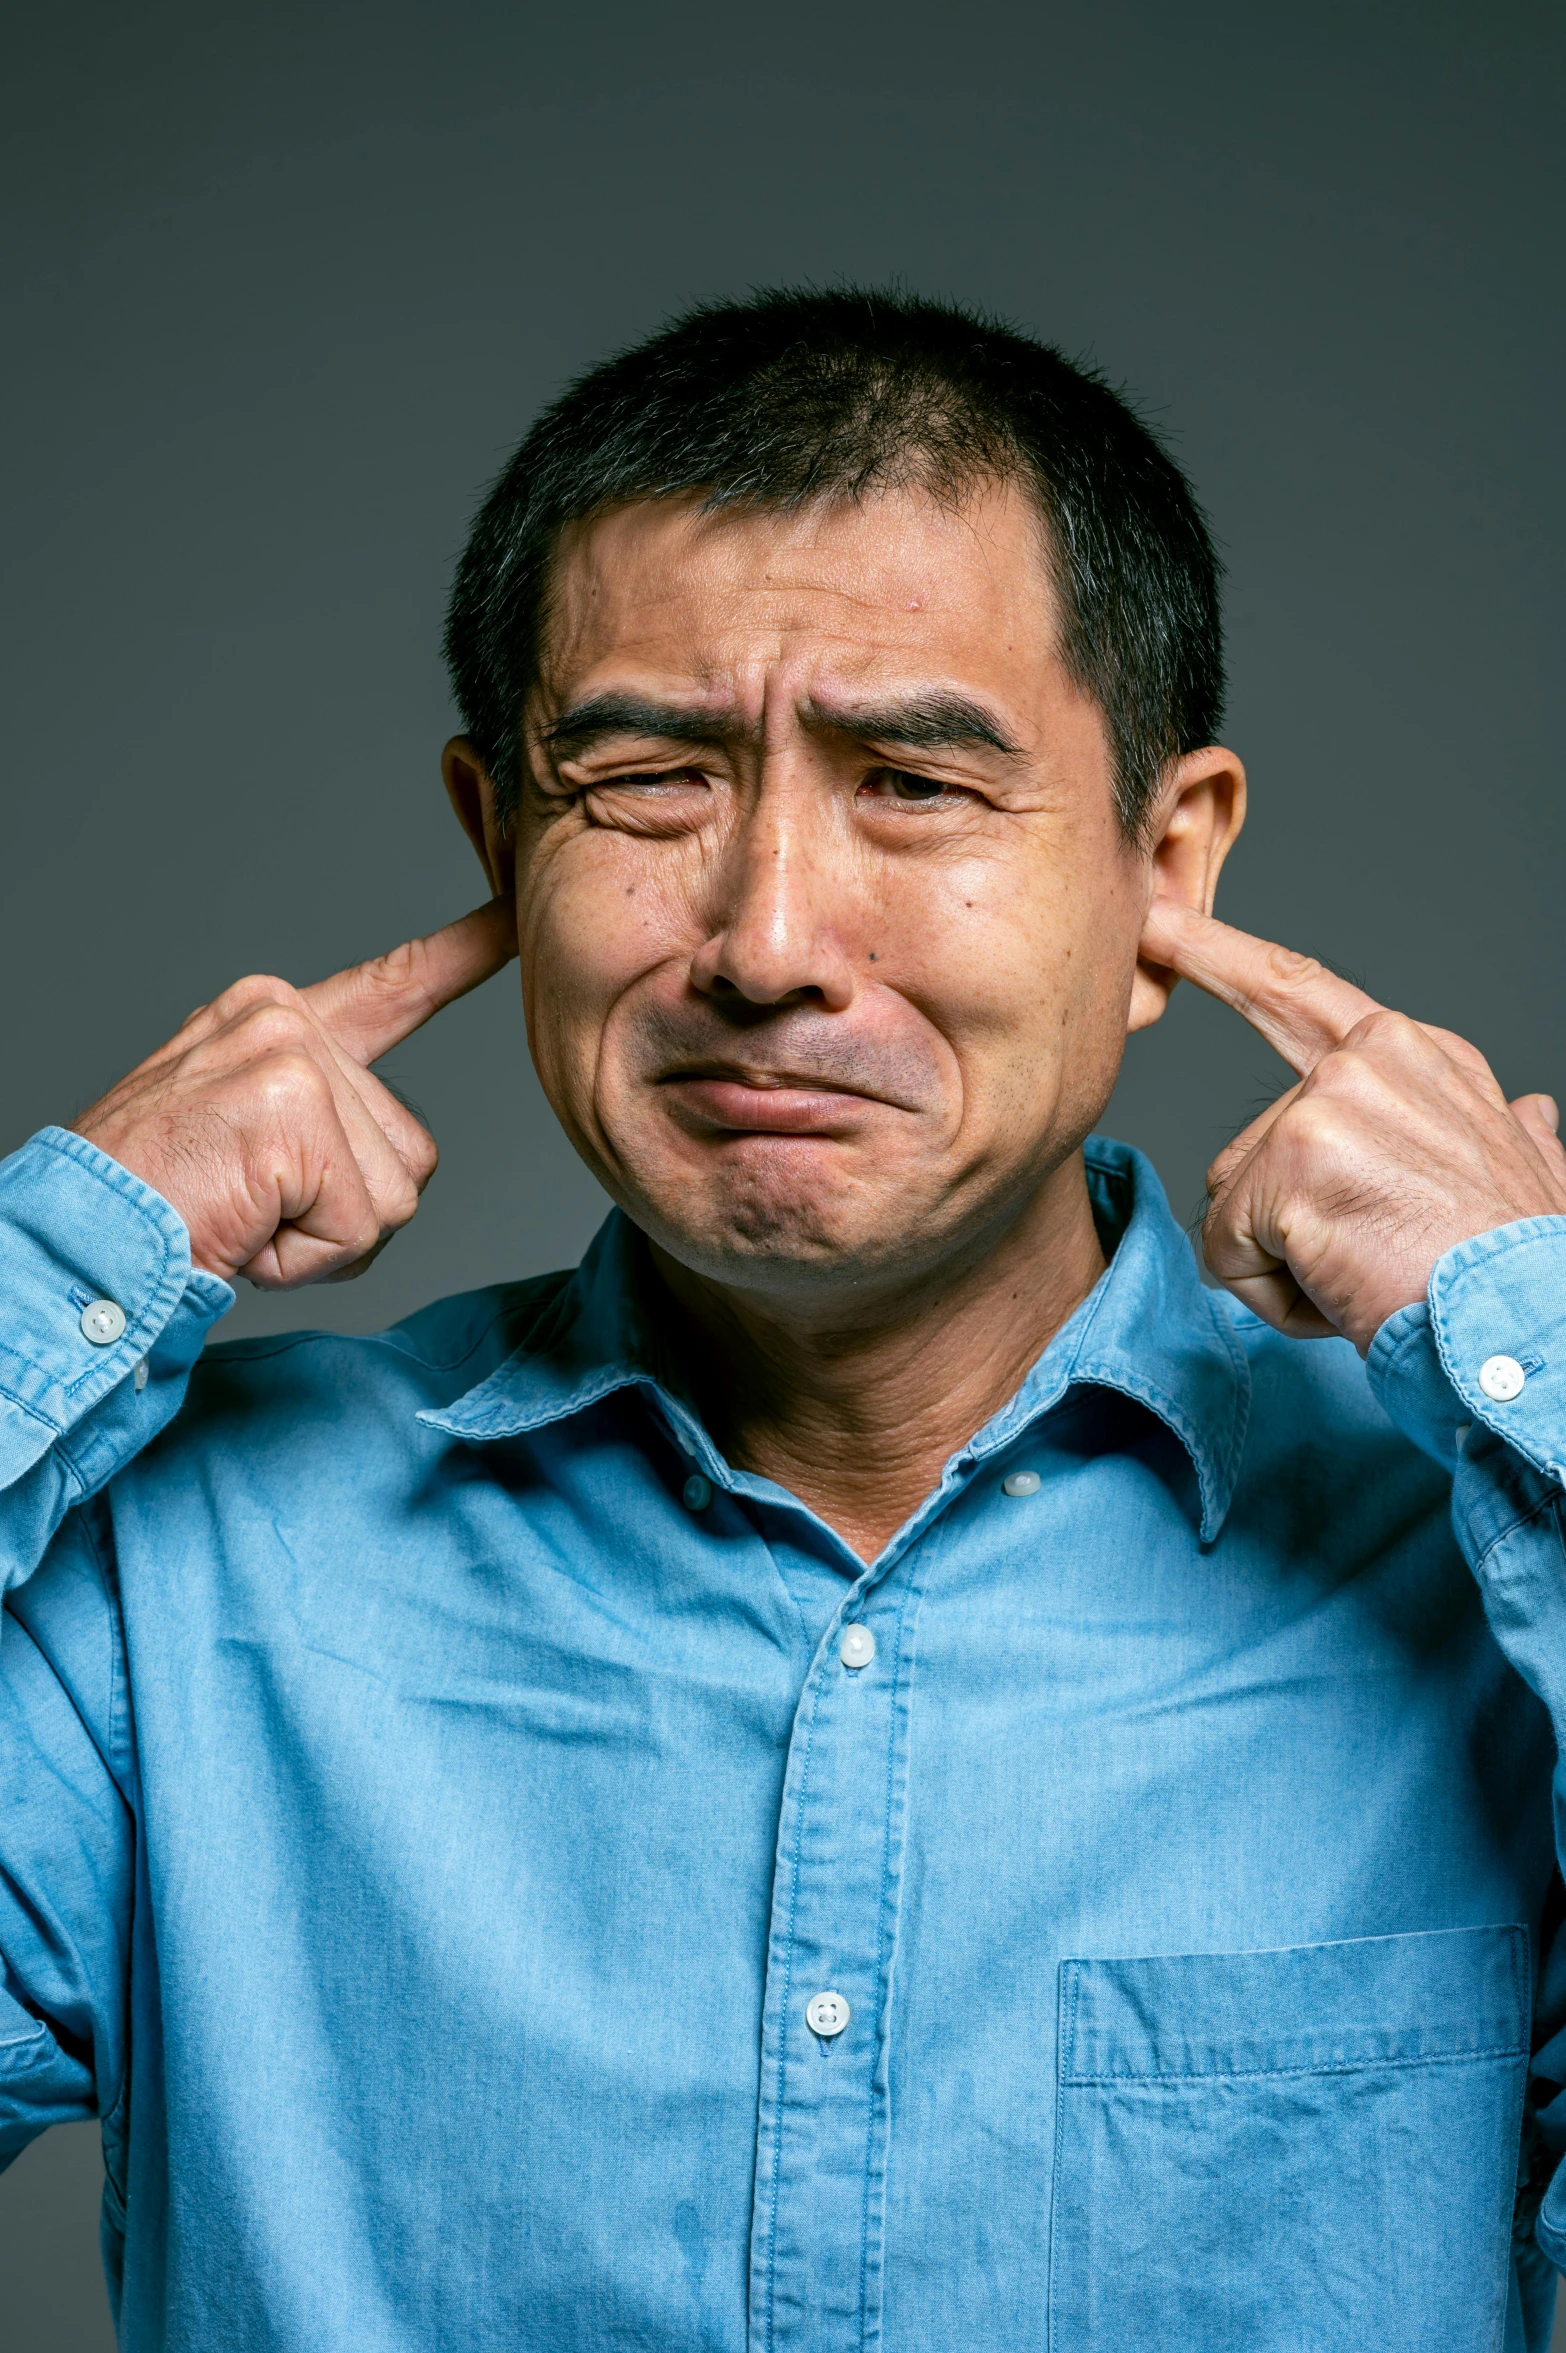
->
861, 769, 960, 805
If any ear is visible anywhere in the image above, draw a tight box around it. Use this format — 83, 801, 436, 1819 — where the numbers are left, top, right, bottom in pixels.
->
1126, 746, 1247, 1033
442, 737, 516, 901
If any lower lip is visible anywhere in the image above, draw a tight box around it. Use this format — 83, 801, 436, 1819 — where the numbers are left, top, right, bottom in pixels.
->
662, 1078, 875, 1134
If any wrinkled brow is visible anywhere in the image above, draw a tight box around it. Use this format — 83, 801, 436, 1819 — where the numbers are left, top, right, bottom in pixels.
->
539, 694, 730, 753
540, 690, 1019, 758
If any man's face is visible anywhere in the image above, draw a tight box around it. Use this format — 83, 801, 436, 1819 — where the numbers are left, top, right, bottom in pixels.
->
502, 481, 1181, 1301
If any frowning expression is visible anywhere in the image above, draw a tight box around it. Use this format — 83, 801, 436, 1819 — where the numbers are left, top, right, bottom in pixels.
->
508, 479, 1153, 1300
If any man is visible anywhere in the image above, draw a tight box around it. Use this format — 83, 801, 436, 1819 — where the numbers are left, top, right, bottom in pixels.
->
2, 288, 1565, 2350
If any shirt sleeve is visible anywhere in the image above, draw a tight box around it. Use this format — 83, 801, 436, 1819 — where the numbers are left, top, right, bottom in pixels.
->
0, 1126, 233, 1598
1367, 1214, 1566, 2273
0, 1503, 135, 2169
0, 1126, 231, 2169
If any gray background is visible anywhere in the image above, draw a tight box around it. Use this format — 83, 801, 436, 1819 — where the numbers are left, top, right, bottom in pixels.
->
2, 0, 1562, 2342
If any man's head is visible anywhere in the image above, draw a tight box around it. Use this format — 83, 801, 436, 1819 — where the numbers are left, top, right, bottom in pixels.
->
441, 290, 1244, 1305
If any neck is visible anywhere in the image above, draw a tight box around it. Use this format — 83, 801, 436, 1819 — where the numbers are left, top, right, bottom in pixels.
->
650, 1153, 1107, 1563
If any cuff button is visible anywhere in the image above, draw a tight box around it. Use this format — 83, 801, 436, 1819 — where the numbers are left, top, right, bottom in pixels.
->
1478, 1354, 1526, 1403
80, 1299, 127, 1346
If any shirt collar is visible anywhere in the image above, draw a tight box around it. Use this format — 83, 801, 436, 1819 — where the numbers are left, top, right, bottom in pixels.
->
421, 1137, 1250, 1542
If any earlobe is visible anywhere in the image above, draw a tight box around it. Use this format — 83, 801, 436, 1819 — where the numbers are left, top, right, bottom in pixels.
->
442, 737, 514, 900
1127, 746, 1247, 1035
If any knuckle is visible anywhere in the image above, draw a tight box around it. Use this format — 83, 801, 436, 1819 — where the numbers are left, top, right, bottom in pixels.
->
364, 936, 432, 1004
1204, 1146, 1241, 1200
1265, 945, 1324, 992
213, 972, 299, 1021
1298, 1043, 1372, 1107
1344, 1006, 1411, 1053
232, 996, 315, 1057
1279, 1088, 1345, 1152
382, 1174, 421, 1229
248, 1046, 332, 1115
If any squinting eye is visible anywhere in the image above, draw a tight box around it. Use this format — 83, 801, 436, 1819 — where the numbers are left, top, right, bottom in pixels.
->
600, 769, 705, 791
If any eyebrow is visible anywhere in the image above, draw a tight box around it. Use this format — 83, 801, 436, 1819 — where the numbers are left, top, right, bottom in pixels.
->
540, 690, 1020, 759
539, 695, 723, 753
805, 693, 1020, 756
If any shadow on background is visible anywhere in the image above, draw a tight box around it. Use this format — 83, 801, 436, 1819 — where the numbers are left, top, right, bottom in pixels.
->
1, 2129, 114, 2350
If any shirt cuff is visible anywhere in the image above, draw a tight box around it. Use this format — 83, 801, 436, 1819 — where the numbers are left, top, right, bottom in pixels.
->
1364, 1297, 1464, 1472
1425, 1218, 1566, 1483
0, 1126, 234, 1490
1368, 1217, 1566, 1557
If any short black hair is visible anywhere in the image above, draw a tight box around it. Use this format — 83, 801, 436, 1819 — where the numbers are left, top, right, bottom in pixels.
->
443, 287, 1224, 839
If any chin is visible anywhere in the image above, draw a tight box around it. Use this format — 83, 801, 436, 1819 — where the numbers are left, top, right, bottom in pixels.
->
627, 1159, 954, 1299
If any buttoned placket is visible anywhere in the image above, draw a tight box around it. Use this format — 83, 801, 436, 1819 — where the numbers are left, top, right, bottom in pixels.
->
639, 1376, 998, 2353
743, 1490, 956, 2353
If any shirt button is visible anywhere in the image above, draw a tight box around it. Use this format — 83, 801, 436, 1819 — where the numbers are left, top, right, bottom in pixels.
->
80, 1299, 126, 1345
682, 1473, 713, 1511
839, 1623, 876, 1670
1478, 1355, 1526, 1403
806, 1991, 850, 2038
1002, 1469, 1041, 1497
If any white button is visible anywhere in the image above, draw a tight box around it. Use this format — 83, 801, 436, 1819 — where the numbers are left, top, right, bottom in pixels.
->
1003, 1469, 1041, 1497
1478, 1355, 1526, 1404
80, 1299, 126, 1345
683, 1473, 713, 1511
839, 1624, 876, 1670
806, 1991, 850, 2038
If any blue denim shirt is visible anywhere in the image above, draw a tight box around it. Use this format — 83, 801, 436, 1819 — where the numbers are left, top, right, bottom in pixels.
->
4, 1122, 1566, 2351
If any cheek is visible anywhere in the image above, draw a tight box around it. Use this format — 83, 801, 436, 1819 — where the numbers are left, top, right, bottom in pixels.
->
889, 851, 1134, 1066
516, 837, 693, 1084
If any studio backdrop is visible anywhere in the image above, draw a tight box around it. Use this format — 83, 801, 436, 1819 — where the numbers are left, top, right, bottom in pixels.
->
2, 2, 1561, 2346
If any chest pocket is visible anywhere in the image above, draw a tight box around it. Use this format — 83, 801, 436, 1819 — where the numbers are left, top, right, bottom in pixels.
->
1049, 1924, 1529, 2353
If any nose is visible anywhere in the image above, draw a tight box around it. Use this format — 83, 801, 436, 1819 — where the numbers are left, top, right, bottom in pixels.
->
688, 786, 859, 1014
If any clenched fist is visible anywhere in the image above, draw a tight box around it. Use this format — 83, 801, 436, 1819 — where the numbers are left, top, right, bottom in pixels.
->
1139, 899, 1566, 1353
71, 900, 517, 1288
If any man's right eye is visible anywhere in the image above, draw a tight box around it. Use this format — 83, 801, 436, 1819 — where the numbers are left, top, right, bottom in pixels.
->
596, 770, 705, 791
580, 768, 713, 830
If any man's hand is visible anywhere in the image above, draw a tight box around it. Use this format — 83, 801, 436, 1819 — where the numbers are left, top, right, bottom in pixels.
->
71, 899, 517, 1288
1139, 899, 1566, 1352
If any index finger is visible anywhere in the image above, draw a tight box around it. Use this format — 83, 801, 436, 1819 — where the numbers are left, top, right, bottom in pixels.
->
1139, 897, 1382, 1076
302, 897, 518, 1065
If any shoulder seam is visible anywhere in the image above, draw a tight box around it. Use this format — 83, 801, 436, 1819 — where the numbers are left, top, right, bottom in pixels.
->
201, 1273, 572, 1378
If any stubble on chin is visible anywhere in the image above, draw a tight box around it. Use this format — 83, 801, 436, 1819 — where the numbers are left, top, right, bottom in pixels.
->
629, 1144, 925, 1293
